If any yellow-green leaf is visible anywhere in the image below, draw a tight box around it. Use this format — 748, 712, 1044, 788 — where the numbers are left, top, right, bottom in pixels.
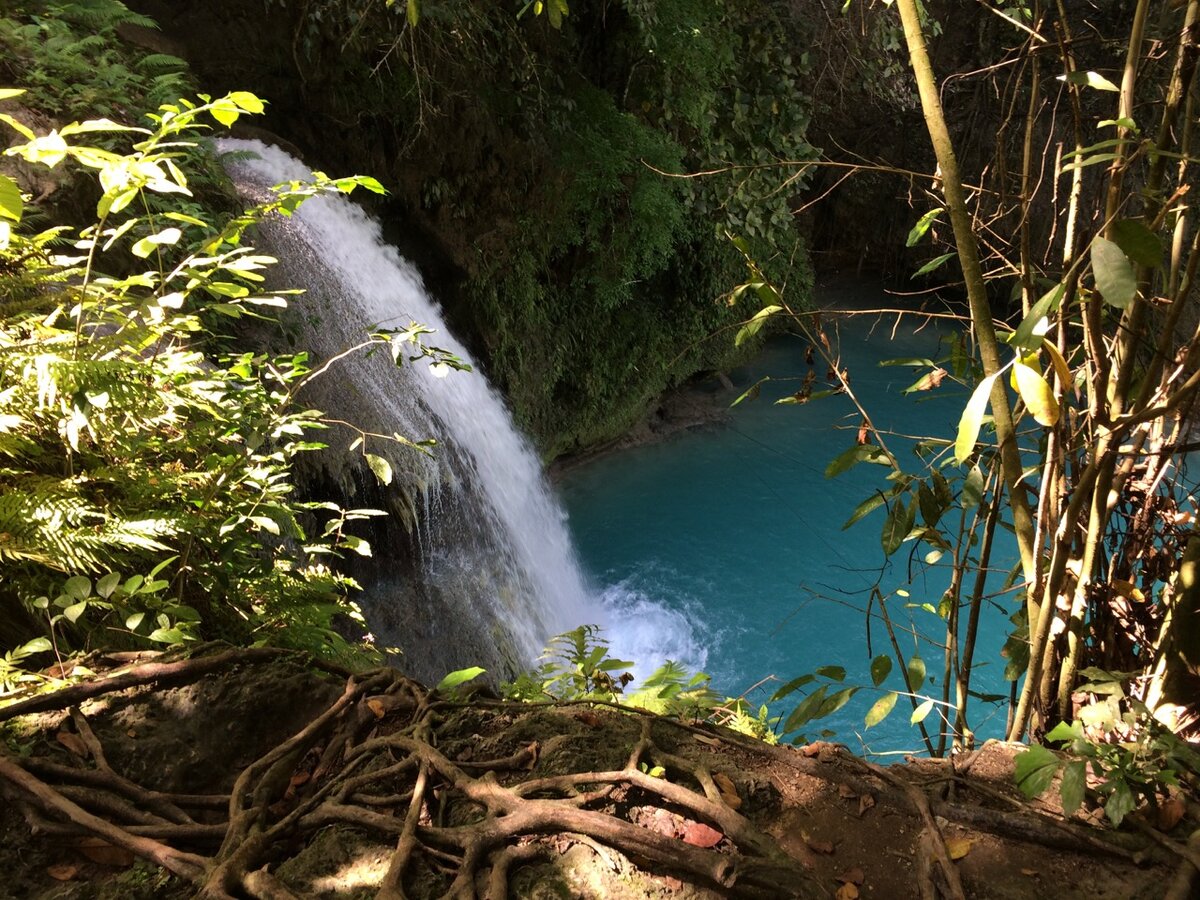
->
910, 698, 935, 724
406, 0, 420, 27
1091, 236, 1136, 309
954, 372, 999, 463
1013, 361, 1059, 426
865, 692, 897, 728
0, 173, 22, 223
365, 453, 393, 486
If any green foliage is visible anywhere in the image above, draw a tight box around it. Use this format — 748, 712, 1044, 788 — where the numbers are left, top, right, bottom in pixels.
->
0, 90, 405, 679
1015, 670, 1200, 827
0, 1, 187, 119
503, 625, 777, 742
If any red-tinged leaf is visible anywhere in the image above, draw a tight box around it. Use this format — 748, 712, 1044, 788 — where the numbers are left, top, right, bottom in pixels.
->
682, 822, 724, 848
76, 838, 134, 867
47, 863, 78, 881
806, 838, 835, 854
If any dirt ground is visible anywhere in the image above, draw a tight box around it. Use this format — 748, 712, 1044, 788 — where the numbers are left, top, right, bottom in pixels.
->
0, 650, 1192, 899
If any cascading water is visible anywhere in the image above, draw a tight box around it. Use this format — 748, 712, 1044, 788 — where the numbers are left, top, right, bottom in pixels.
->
218, 139, 593, 682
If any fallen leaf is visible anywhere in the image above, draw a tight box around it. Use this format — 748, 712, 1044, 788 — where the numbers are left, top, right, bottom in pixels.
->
1157, 795, 1187, 831
47, 661, 75, 679
366, 698, 386, 719
806, 839, 835, 855
524, 741, 540, 770
836, 867, 865, 885
76, 838, 134, 867
835, 884, 860, 900
575, 711, 602, 728
946, 836, 974, 860
837, 783, 858, 800
1021, 868, 1039, 876
290, 770, 311, 788
56, 730, 89, 758
857, 793, 876, 817
694, 734, 721, 747
713, 772, 742, 809
46, 863, 78, 881
682, 822, 724, 848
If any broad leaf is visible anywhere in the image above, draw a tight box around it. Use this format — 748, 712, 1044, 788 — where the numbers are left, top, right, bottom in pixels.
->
1105, 778, 1135, 826
1014, 745, 1060, 798
365, 453, 393, 486
1058, 70, 1119, 92
771, 673, 815, 701
0, 174, 22, 223
961, 464, 984, 509
734, 304, 782, 348
1010, 282, 1063, 352
906, 655, 927, 690
910, 698, 935, 724
1060, 760, 1087, 816
954, 372, 999, 462
906, 208, 943, 246
911, 253, 956, 278
783, 685, 828, 733
1012, 361, 1059, 426
865, 692, 897, 727
870, 655, 892, 687
816, 665, 846, 682
1091, 237, 1136, 309
1110, 218, 1162, 268
436, 666, 486, 692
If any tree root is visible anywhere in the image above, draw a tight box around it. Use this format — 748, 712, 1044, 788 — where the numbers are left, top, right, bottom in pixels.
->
0, 650, 825, 898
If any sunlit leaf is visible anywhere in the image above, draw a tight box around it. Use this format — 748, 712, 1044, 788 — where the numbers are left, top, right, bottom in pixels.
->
906, 655, 927, 689
910, 698, 935, 724
865, 692, 897, 727
365, 453, 393, 485
1013, 361, 1059, 426
954, 372, 1000, 463
906, 208, 943, 246
1058, 70, 1119, 92
436, 666, 486, 692
1014, 745, 1060, 798
0, 174, 23, 222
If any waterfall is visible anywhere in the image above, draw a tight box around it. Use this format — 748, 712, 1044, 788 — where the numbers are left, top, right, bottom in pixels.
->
218, 139, 591, 682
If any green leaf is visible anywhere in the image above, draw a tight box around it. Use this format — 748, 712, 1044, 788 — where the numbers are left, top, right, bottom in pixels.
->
731, 376, 769, 408
881, 493, 915, 556
783, 685, 828, 733
842, 487, 895, 530
815, 665, 846, 682
16, 637, 52, 655
819, 686, 858, 717
825, 444, 878, 478
63, 601, 88, 624
870, 655, 892, 687
1091, 236, 1137, 309
147, 627, 190, 645
1060, 760, 1087, 816
1012, 361, 1059, 426
1010, 282, 1064, 352
1105, 778, 1135, 826
771, 674, 814, 701
125, 612, 145, 631
906, 655, 927, 690
1058, 70, 1120, 92
228, 91, 266, 114
1014, 745, 1060, 798
906, 208, 943, 246
365, 453, 393, 486
865, 692, 898, 728
131, 227, 182, 258
735, 304, 782, 348
95, 572, 121, 599
954, 372, 1000, 463
64, 576, 91, 601
1110, 218, 1162, 269
910, 698, 935, 724
1045, 720, 1085, 743
406, 0, 420, 27
436, 666, 486, 692
911, 253, 956, 278
0, 174, 23, 223
962, 464, 984, 509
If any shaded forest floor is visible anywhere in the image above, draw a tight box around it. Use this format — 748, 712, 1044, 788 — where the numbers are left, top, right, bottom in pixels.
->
0, 650, 1192, 899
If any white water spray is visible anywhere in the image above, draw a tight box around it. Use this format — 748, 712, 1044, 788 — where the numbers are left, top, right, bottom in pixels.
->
219, 139, 592, 678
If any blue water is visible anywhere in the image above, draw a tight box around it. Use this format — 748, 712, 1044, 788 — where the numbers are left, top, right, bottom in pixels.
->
560, 285, 1013, 755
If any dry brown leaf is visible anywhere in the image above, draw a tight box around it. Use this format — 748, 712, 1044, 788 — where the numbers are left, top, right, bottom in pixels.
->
694, 734, 721, 747
1021, 868, 1039, 877
46, 863, 78, 881
836, 867, 866, 885
946, 837, 974, 861
366, 698, 386, 719
857, 793, 876, 817
523, 741, 540, 770
835, 883, 860, 900
76, 838, 134, 867
1157, 795, 1187, 831
47, 661, 75, 679
713, 772, 742, 809
575, 711, 603, 728
837, 783, 858, 800
56, 730, 89, 758
682, 822, 723, 848
806, 839, 835, 855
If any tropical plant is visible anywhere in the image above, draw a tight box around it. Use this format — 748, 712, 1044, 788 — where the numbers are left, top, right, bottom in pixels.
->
0, 87, 422, 679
